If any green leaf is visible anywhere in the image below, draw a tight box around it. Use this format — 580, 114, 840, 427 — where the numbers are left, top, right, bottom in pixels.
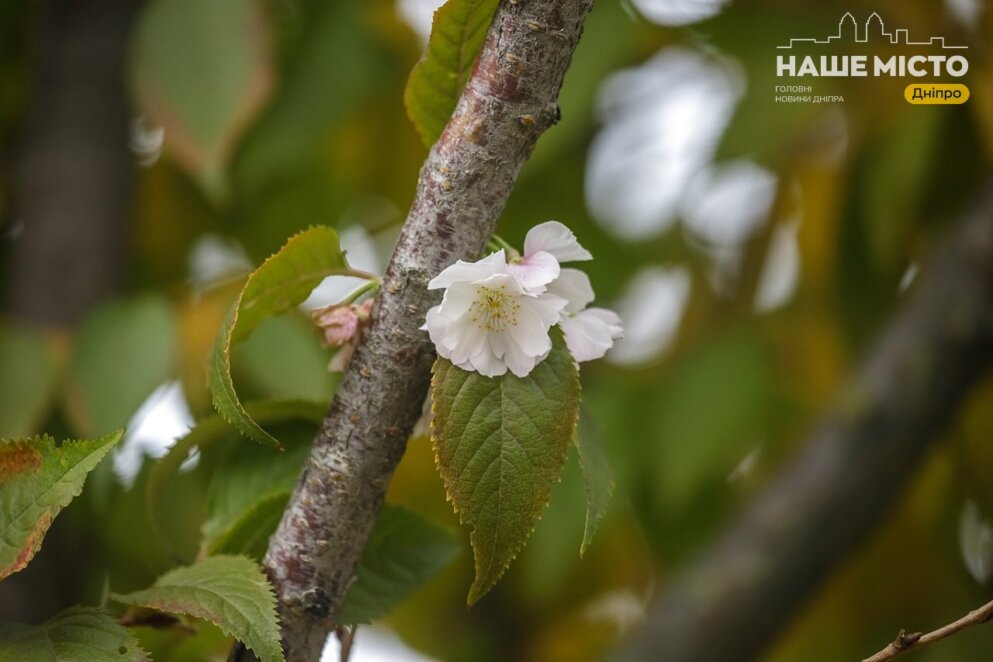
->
234, 315, 338, 404
340, 506, 461, 624
207, 226, 358, 448
575, 415, 614, 557
430, 331, 580, 603
0, 431, 123, 580
200, 442, 461, 620
132, 0, 273, 197
207, 491, 289, 560
147, 400, 325, 557
0, 321, 59, 438
112, 555, 283, 662
201, 421, 315, 558
404, 0, 499, 147
203, 467, 459, 622
68, 296, 176, 437
0, 606, 147, 661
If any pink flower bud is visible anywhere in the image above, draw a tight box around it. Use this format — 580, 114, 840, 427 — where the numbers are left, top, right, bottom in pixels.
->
312, 305, 359, 347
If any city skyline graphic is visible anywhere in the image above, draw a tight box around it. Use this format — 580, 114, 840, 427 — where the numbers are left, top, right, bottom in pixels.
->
777, 12, 968, 50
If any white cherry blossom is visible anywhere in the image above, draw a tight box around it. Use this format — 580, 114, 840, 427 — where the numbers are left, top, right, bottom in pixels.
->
508, 221, 592, 291
425, 223, 623, 376
424, 250, 567, 377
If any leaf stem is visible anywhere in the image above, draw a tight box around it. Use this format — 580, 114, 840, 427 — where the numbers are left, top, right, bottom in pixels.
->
341, 278, 380, 306
489, 234, 520, 259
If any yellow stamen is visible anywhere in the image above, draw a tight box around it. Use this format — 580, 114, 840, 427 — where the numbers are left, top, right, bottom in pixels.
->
469, 286, 521, 332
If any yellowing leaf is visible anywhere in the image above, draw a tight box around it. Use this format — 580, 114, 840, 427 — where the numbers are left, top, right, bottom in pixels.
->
404, 0, 499, 147
0, 431, 123, 580
431, 331, 580, 603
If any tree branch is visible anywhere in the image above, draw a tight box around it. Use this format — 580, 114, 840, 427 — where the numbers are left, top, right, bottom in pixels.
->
0, 0, 140, 624
863, 598, 993, 662
249, 2, 595, 659
6, 0, 140, 326
613, 187, 993, 662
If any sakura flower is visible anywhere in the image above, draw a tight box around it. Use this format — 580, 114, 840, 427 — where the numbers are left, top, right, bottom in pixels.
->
507, 221, 592, 291
547, 267, 624, 362
425, 250, 567, 378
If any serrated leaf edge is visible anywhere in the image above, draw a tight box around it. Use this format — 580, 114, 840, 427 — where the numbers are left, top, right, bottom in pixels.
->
207, 226, 362, 448
0, 430, 124, 580
112, 555, 283, 662
403, 0, 499, 147
428, 342, 580, 604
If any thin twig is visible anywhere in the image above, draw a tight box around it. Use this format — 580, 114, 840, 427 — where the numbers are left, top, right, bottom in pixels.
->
863, 598, 993, 661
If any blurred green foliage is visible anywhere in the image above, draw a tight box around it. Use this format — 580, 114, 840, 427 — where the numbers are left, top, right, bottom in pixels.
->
1, 0, 992, 659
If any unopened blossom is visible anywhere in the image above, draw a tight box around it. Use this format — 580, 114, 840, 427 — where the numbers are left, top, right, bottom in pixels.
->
313, 298, 374, 372
508, 221, 592, 291
424, 250, 567, 378
312, 304, 359, 347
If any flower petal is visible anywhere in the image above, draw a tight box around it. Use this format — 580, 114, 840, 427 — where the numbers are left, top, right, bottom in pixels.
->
525, 292, 569, 327
425, 307, 454, 353
428, 250, 507, 290
501, 337, 539, 377
470, 340, 508, 377
524, 221, 593, 263
507, 251, 560, 292
450, 319, 487, 365
547, 268, 594, 314
507, 305, 554, 357
474, 271, 525, 295
560, 307, 624, 362
437, 281, 477, 319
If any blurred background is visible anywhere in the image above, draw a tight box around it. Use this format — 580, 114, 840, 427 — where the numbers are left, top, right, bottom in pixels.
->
1, 0, 992, 660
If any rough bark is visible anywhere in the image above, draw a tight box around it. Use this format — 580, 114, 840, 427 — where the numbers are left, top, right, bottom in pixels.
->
6, 0, 138, 326
614, 188, 993, 662
252, 1, 595, 659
